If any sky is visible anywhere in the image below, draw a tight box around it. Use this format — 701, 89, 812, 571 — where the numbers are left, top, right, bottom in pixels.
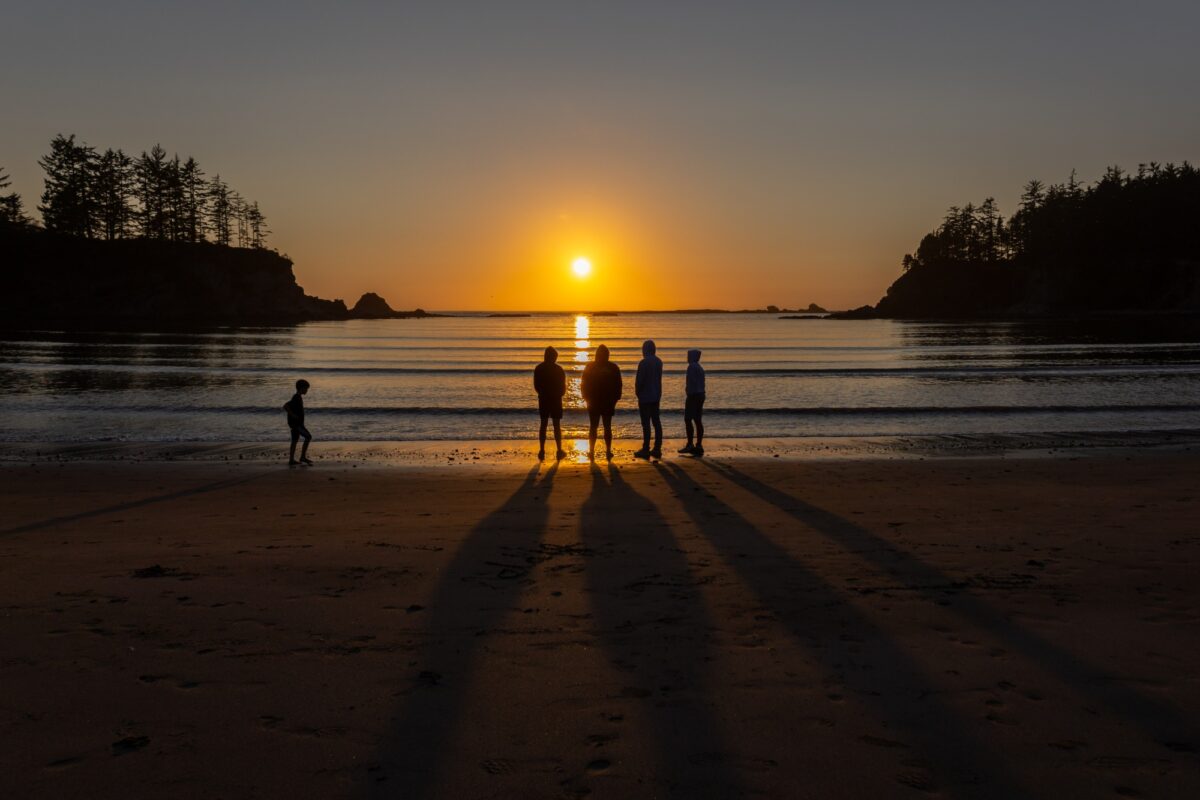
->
3, 1, 1199, 311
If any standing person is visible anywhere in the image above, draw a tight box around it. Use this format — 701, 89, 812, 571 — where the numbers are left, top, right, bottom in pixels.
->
679, 348, 706, 456
283, 379, 313, 466
633, 339, 664, 460
533, 345, 567, 461
580, 343, 622, 461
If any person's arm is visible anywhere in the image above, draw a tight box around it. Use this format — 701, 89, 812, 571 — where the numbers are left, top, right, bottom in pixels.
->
635, 361, 645, 398
613, 366, 623, 403
556, 366, 566, 398
533, 367, 542, 395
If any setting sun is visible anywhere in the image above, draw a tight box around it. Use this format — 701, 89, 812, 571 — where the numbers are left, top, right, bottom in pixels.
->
571, 257, 592, 277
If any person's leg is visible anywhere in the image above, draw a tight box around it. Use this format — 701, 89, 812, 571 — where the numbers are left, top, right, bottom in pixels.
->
684, 411, 695, 446
603, 413, 613, 458
299, 427, 312, 461
289, 427, 299, 463
538, 415, 548, 458
638, 403, 651, 453
588, 409, 599, 459
651, 403, 662, 453
694, 398, 705, 452
552, 417, 564, 456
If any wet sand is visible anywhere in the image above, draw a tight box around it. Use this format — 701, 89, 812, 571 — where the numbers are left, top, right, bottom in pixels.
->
2, 451, 1199, 798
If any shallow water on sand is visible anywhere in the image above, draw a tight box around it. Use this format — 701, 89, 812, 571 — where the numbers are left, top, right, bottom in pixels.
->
3, 313, 1200, 442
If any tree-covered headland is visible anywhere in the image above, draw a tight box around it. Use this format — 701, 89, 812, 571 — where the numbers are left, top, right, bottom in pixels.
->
870, 163, 1200, 317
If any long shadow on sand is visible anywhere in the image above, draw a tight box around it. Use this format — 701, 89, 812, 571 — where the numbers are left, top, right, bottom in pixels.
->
366, 464, 556, 798
0, 472, 265, 537
580, 462, 745, 798
656, 461, 1027, 798
700, 459, 1198, 754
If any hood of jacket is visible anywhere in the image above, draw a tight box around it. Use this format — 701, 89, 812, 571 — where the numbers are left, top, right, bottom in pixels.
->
642, 340, 656, 357
595, 344, 610, 364
687, 348, 701, 363
543, 345, 558, 363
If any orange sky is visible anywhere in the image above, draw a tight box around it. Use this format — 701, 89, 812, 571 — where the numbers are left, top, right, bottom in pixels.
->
4, 4, 1199, 311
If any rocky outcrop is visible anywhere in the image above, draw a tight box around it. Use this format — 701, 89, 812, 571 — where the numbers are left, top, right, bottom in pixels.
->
350, 292, 396, 318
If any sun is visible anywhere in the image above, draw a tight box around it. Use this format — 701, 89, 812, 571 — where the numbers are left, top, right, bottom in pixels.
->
571, 257, 592, 277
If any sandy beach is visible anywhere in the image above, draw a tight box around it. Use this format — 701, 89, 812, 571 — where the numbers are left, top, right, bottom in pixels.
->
2, 449, 1199, 798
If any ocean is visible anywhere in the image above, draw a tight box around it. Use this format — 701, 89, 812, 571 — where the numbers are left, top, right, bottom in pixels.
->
2, 313, 1200, 444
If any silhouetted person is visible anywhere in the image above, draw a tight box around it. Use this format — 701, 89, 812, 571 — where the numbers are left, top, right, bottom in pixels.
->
679, 348, 706, 456
580, 343, 622, 461
634, 339, 663, 459
533, 345, 567, 461
283, 379, 312, 466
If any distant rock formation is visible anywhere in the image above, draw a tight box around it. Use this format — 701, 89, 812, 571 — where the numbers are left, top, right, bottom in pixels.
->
350, 292, 396, 318
348, 292, 439, 319
827, 305, 878, 320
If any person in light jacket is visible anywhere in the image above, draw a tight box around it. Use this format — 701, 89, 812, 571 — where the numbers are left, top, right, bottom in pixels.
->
634, 339, 664, 459
679, 349, 705, 457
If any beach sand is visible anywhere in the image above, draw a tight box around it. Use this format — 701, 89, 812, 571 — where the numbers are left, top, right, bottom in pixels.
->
2, 449, 1199, 798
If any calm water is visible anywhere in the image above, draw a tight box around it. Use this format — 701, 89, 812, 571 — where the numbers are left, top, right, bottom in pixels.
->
2, 314, 1200, 442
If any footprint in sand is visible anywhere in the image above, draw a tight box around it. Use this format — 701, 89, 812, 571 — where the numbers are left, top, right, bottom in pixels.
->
111, 736, 149, 755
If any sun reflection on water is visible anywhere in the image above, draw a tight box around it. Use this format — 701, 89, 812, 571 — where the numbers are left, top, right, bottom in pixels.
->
568, 314, 589, 404
567, 438, 591, 463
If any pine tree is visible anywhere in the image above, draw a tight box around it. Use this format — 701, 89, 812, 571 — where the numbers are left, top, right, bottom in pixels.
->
93, 148, 135, 239
230, 192, 248, 247
166, 155, 185, 241
207, 174, 232, 245
136, 144, 171, 239
180, 157, 207, 242
246, 201, 269, 248
38, 134, 99, 237
0, 166, 32, 226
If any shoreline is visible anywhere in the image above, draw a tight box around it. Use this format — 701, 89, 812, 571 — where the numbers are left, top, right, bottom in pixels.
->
2, 429, 1199, 465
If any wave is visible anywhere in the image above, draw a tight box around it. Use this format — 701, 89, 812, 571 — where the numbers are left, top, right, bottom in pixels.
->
49, 403, 1200, 417
6, 362, 1200, 378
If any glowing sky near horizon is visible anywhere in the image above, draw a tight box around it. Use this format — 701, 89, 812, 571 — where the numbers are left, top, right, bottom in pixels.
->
3, 1, 1199, 310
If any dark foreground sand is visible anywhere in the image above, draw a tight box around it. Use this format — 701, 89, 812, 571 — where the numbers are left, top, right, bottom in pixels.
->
2, 452, 1199, 798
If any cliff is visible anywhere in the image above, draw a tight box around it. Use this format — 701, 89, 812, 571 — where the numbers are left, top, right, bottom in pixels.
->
864, 256, 1200, 320
0, 224, 349, 327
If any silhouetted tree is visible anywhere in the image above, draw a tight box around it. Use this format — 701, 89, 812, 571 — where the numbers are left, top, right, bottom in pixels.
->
38, 134, 99, 237
246, 201, 269, 248
93, 148, 136, 239
231, 191, 248, 247
206, 174, 233, 245
0, 166, 32, 225
136, 144, 171, 239
179, 157, 207, 242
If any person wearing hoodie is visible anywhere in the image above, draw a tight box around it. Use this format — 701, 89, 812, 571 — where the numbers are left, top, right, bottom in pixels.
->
634, 339, 664, 459
533, 345, 567, 461
679, 348, 706, 456
580, 343, 622, 460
